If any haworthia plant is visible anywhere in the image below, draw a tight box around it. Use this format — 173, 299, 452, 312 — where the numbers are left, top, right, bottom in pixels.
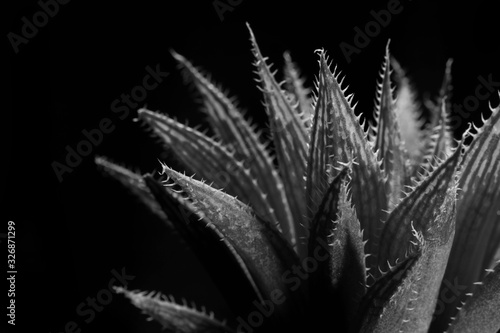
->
96, 24, 500, 333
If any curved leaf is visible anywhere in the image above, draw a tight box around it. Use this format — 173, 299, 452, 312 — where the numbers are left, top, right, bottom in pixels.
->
368, 224, 454, 332
94, 161, 263, 319
328, 179, 367, 325
283, 51, 313, 128
159, 165, 307, 322
447, 260, 500, 333
115, 287, 235, 333
422, 59, 454, 170
247, 25, 309, 253
377, 143, 461, 270
170, 51, 297, 250
94, 157, 169, 223
391, 57, 426, 170
434, 101, 500, 331
306, 167, 367, 330
306, 169, 352, 328
356, 252, 420, 333
142, 174, 262, 317
312, 50, 387, 268
305, 51, 332, 220
363, 181, 457, 333
371, 43, 408, 209
424, 100, 454, 164
137, 108, 281, 233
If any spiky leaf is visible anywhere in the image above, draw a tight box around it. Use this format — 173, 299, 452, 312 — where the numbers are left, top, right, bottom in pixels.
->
447, 261, 500, 333
307, 168, 349, 287
435, 102, 500, 331
115, 288, 235, 333
312, 50, 387, 266
142, 174, 262, 317
377, 142, 461, 269
137, 108, 281, 233
328, 180, 367, 323
356, 253, 420, 333
422, 59, 454, 169
159, 165, 307, 322
391, 57, 426, 170
363, 179, 457, 332
283, 51, 313, 128
248, 24, 309, 251
305, 52, 332, 219
306, 167, 366, 330
170, 50, 297, 249
95, 157, 169, 223
371, 43, 408, 209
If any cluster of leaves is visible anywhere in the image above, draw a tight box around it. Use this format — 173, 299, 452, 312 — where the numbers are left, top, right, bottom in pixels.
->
97, 25, 500, 333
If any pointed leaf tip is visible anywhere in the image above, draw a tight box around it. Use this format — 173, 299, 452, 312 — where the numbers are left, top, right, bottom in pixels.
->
310, 50, 387, 267
372, 46, 408, 210
115, 287, 235, 333
95, 156, 169, 223
144, 49, 299, 250
283, 51, 314, 128
248, 26, 309, 253
391, 57, 427, 171
159, 167, 307, 322
377, 143, 461, 270
136, 108, 284, 233
356, 252, 421, 333
307, 168, 366, 330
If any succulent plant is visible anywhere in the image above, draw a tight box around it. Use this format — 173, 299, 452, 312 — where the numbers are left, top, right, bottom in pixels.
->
96, 24, 500, 333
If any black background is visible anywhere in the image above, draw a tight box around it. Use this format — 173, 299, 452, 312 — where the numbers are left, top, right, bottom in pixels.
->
4, 0, 500, 332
